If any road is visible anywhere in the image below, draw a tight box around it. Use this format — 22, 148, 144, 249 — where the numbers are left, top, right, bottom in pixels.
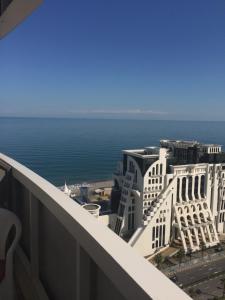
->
183, 274, 225, 300
176, 256, 225, 287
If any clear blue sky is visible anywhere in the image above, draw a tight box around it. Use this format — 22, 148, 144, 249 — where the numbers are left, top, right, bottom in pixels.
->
1, 0, 225, 120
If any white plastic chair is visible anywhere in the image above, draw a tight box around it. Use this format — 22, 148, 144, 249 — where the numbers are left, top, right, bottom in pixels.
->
0, 208, 21, 300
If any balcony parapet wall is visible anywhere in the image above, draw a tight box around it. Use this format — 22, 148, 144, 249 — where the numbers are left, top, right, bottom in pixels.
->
0, 153, 191, 300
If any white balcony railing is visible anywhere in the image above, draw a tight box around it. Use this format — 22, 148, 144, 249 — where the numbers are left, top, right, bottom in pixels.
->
0, 153, 191, 300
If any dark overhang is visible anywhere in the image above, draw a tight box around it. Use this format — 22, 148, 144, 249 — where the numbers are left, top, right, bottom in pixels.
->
0, 0, 42, 39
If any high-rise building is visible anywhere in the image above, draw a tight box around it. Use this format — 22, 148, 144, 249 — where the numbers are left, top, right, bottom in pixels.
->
113, 140, 225, 256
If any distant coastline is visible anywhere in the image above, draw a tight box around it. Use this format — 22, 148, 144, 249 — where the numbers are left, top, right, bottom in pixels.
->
1, 116, 225, 123
58, 179, 113, 190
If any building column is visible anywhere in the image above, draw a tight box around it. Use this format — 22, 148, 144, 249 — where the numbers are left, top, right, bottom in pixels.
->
192, 176, 195, 200
185, 177, 189, 202
206, 225, 213, 243
180, 231, 188, 252
205, 168, 211, 208
179, 177, 182, 203
193, 228, 200, 247
197, 175, 201, 199
211, 223, 219, 242
187, 229, 194, 249
200, 227, 207, 244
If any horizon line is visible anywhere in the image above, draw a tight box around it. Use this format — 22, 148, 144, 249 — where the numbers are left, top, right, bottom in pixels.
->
1, 115, 225, 123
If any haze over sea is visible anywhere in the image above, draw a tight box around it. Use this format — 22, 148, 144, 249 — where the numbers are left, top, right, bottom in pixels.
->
1, 117, 225, 186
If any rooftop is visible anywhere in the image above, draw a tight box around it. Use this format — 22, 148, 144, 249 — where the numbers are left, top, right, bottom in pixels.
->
160, 139, 222, 148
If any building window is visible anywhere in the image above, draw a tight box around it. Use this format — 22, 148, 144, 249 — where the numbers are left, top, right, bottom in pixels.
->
160, 164, 163, 175
156, 226, 159, 238
163, 225, 166, 245
129, 161, 135, 173
188, 176, 192, 200
118, 204, 125, 217
194, 176, 199, 199
200, 175, 205, 198
134, 170, 137, 183
159, 225, 162, 246
152, 167, 155, 176
128, 213, 134, 230
177, 178, 180, 202
152, 227, 155, 241
115, 218, 122, 235
182, 177, 186, 201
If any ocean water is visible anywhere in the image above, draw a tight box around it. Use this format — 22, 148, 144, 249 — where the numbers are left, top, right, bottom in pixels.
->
1, 117, 225, 186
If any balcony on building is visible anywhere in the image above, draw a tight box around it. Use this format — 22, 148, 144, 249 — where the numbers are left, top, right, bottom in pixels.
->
0, 153, 191, 300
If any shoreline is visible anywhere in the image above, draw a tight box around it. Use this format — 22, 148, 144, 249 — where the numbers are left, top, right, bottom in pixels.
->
58, 179, 113, 190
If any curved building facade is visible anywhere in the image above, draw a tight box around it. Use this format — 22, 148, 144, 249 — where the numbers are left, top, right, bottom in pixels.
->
113, 140, 225, 256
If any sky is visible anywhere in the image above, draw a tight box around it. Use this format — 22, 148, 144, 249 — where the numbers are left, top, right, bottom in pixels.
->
1, 0, 225, 121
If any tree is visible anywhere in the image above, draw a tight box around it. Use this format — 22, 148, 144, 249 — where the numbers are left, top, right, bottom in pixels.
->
154, 253, 163, 269
177, 248, 185, 266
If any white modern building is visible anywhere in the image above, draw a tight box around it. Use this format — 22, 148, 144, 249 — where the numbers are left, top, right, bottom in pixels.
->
113, 140, 225, 256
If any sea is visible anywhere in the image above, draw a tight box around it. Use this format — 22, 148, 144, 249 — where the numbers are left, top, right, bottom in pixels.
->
1, 117, 225, 186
